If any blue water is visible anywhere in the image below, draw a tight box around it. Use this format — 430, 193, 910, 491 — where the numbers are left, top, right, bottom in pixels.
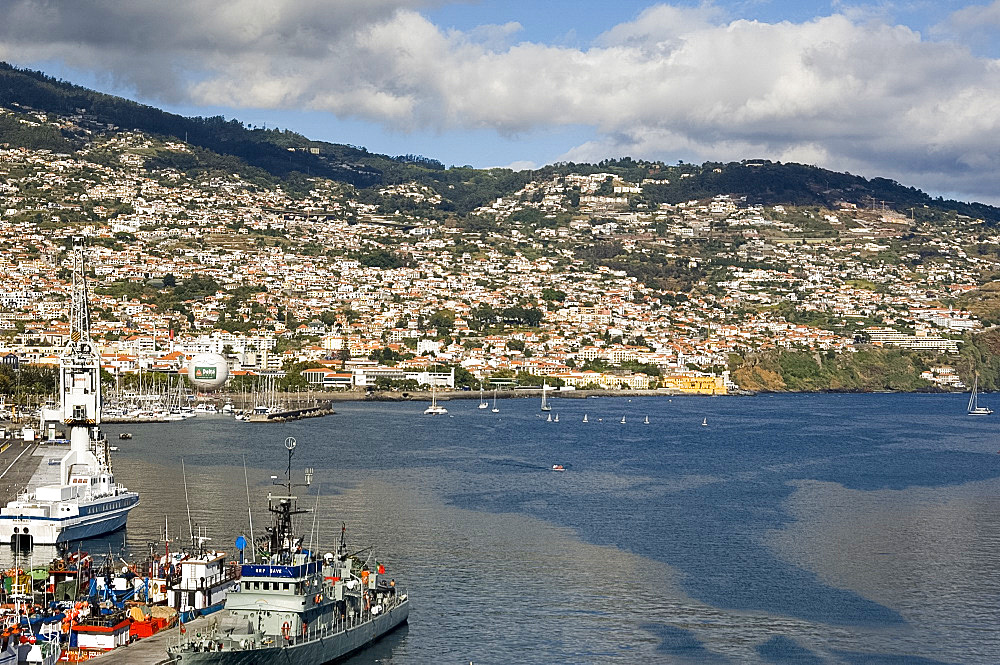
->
99, 394, 1000, 663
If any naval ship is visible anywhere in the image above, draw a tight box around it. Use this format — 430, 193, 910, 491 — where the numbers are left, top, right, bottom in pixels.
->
169, 437, 409, 664
0, 238, 138, 548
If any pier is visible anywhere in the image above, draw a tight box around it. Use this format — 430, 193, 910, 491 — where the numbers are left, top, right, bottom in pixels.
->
91, 614, 212, 665
246, 404, 334, 422
0, 437, 47, 505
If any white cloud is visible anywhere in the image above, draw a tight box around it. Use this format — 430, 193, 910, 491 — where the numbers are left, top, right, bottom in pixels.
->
2, 1, 1000, 200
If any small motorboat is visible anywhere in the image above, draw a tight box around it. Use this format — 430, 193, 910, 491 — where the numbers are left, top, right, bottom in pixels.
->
119, 432, 132, 440
551, 464, 566, 472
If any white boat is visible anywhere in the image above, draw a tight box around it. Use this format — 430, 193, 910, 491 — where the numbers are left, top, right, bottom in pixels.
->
478, 385, 488, 410
551, 465, 565, 472
423, 384, 448, 415
701, 417, 708, 426
582, 414, 588, 423
620, 415, 626, 424
0, 238, 138, 548
540, 382, 551, 412
546, 413, 552, 422
491, 388, 499, 413
644, 416, 650, 424
553, 414, 559, 422
968, 376, 993, 416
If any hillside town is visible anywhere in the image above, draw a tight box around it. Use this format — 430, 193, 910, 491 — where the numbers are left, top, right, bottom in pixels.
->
1, 105, 997, 396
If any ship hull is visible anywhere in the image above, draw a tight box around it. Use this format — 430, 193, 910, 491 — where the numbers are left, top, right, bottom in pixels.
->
0, 496, 137, 546
172, 600, 409, 665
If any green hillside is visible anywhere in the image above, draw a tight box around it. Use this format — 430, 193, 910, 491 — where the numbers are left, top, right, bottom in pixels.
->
1, 62, 998, 222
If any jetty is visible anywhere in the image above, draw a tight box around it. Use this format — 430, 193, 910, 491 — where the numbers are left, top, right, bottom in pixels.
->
246, 404, 334, 422
91, 613, 213, 665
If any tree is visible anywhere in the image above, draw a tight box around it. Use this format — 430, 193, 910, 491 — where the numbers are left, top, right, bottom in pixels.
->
428, 309, 456, 334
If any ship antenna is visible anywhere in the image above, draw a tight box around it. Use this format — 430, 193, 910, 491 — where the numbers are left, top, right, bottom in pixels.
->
244, 454, 255, 564
307, 487, 321, 555
182, 458, 194, 544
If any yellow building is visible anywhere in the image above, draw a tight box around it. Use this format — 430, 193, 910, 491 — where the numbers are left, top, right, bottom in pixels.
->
659, 375, 727, 395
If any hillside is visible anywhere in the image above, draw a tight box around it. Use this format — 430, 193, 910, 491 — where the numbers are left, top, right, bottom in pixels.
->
1, 61, 999, 223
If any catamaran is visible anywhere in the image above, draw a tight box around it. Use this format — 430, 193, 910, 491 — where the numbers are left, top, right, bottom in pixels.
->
968, 376, 993, 416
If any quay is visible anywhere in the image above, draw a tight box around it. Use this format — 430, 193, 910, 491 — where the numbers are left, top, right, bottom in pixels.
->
91, 614, 213, 665
0, 436, 46, 505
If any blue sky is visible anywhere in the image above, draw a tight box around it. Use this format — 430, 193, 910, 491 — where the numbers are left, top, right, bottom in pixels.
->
1, 1, 999, 202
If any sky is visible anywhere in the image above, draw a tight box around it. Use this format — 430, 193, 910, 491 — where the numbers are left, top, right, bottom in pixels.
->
1, 1, 999, 203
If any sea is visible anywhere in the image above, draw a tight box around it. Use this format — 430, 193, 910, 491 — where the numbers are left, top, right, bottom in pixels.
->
85, 393, 1000, 663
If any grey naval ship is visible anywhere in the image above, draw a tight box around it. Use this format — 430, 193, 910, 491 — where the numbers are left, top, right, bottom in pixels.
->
169, 437, 410, 664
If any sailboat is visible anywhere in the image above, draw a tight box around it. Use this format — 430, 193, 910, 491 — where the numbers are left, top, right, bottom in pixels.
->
491, 388, 499, 413
968, 376, 993, 416
546, 413, 552, 422
582, 414, 588, 423
701, 417, 708, 426
644, 415, 650, 424
478, 385, 488, 409
424, 383, 448, 415
540, 382, 551, 412
553, 414, 559, 423
620, 415, 626, 424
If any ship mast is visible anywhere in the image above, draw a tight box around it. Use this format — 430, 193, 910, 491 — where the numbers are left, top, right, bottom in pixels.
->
259, 437, 313, 564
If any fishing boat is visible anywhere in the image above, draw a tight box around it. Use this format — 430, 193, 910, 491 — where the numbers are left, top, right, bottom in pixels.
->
168, 437, 409, 664
0, 238, 138, 549
491, 388, 499, 413
540, 382, 551, 412
423, 384, 448, 415
968, 376, 993, 416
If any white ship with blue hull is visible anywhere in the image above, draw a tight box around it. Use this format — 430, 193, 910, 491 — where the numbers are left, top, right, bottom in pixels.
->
0, 237, 137, 549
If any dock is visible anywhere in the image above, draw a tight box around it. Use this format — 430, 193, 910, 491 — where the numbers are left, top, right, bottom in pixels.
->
0, 438, 49, 505
92, 614, 213, 664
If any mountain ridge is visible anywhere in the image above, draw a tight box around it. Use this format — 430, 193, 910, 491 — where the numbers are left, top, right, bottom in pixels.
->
0, 61, 997, 222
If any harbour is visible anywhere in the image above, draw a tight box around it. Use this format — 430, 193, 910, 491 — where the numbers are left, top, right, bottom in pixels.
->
60, 391, 1000, 664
